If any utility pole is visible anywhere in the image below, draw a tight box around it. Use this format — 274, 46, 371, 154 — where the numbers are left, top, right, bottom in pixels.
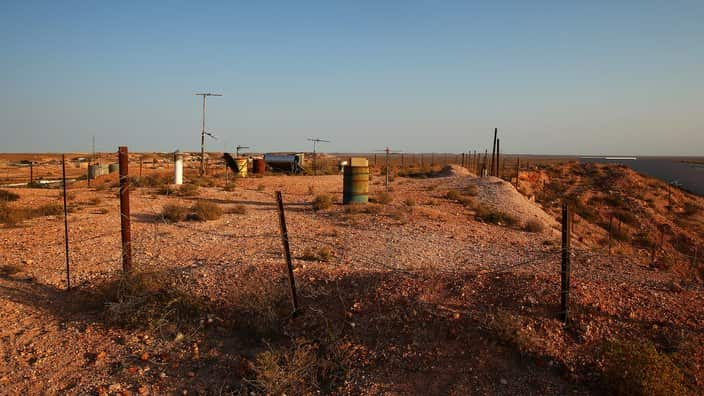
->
307, 138, 330, 176
195, 93, 222, 176
375, 147, 401, 192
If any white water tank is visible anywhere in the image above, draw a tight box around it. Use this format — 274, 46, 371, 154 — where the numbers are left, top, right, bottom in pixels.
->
174, 151, 183, 185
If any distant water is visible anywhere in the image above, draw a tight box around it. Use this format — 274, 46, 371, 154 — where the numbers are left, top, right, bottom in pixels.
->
579, 158, 704, 196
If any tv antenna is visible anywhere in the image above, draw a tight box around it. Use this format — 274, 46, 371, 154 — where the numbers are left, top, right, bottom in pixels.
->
195, 92, 223, 176
307, 138, 330, 176
374, 147, 402, 192
236, 145, 250, 158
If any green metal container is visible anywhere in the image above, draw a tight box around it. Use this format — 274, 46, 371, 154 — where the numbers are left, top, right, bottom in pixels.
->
343, 165, 369, 204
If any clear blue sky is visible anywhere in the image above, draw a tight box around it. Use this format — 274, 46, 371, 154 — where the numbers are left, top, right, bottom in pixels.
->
1, 1, 703, 155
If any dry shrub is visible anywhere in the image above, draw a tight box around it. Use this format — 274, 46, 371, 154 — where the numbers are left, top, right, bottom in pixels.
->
87, 196, 102, 205
344, 203, 381, 215
95, 271, 207, 332
97, 208, 109, 214
600, 339, 687, 396
179, 183, 200, 196
475, 205, 519, 226
0, 264, 23, 276
158, 183, 199, 197
252, 339, 320, 395
523, 219, 545, 233
58, 190, 76, 201
444, 190, 461, 201
130, 175, 167, 188
299, 247, 318, 261
0, 189, 20, 202
191, 177, 215, 187
231, 204, 247, 215
190, 201, 222, 221
0, 203, 63, 226
683, 202, 701, 215
611, 227, 630, 242
404, 198, 416, 207
222, 184, 235, 192
317, 247, 332, 261
258, 184, 266, 192
462, 185, 479, 196
229, 275, 289, 338
375, 192, 393, 204
161, 204, 189, 222
614, 210, 636, 225
458, 196, 478, 209
489, 310, 540, 356
312, 194, 332, 211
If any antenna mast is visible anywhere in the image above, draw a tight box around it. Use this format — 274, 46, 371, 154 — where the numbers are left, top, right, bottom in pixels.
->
195, 92, 223, 176
307, 138, 331, 176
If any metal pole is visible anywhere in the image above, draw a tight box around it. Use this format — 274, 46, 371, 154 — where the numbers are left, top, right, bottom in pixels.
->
62, 155, 70, 290
385, 148, 390, 192
200, 95, 206, 176
496, 138, 501, 178
275, 191, 300, 315
560, 202, 571, 323
490, 128, 497, 177
87, 160, 91, 188
118, 147, 132, 273
29, 162, 33, 185
139, 157, 143, 179
515, 157, 520, 188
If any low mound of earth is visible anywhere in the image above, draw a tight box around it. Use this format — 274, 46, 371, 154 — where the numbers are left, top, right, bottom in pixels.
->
466, 176, 558, 231
436, 164, 474, 177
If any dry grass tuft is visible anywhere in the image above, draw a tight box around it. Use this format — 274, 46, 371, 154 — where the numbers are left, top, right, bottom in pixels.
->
252, 339, 320, 395
231, 204, 247, 215
374, 192, 393, 204
0, 203, 63, 226
475, 205, 519, 226
87, 271, 208, 332
600, 339, 687, 396
0, 189, 20, 202
0, 264, 23, 276
523, 219, 545, 233
312, 194, 333, 211
161, 204, 190, 222
190, 200, 223, 221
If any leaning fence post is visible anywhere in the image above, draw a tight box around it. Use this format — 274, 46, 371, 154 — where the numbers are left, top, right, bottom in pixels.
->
560, 202, 571, 323
275, 191, 300, 315
608, 215, 613, 255
62, 155, 71, 290
118, 146, 132, 273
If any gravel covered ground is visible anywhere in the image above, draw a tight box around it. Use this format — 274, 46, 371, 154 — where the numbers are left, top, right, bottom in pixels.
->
0, 170, 702, 394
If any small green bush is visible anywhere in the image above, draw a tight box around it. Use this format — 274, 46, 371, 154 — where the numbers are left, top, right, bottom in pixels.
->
312, 194, 332, 211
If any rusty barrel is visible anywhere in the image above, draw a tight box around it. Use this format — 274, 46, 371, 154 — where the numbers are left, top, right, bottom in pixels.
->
252, 158, 266, 174
343, 165, 369, 204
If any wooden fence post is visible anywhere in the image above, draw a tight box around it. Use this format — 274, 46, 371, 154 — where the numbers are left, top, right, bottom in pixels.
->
62, 155, 71, 290
118, 146, 132, 273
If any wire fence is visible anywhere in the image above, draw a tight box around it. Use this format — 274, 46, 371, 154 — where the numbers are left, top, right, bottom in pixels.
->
1, 154, 702, 335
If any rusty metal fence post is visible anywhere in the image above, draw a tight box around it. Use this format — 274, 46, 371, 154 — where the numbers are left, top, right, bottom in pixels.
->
275, 191, 300, 315
118, 146, 132, 273
560, 202, 571, 323
61, 155, 71, 290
